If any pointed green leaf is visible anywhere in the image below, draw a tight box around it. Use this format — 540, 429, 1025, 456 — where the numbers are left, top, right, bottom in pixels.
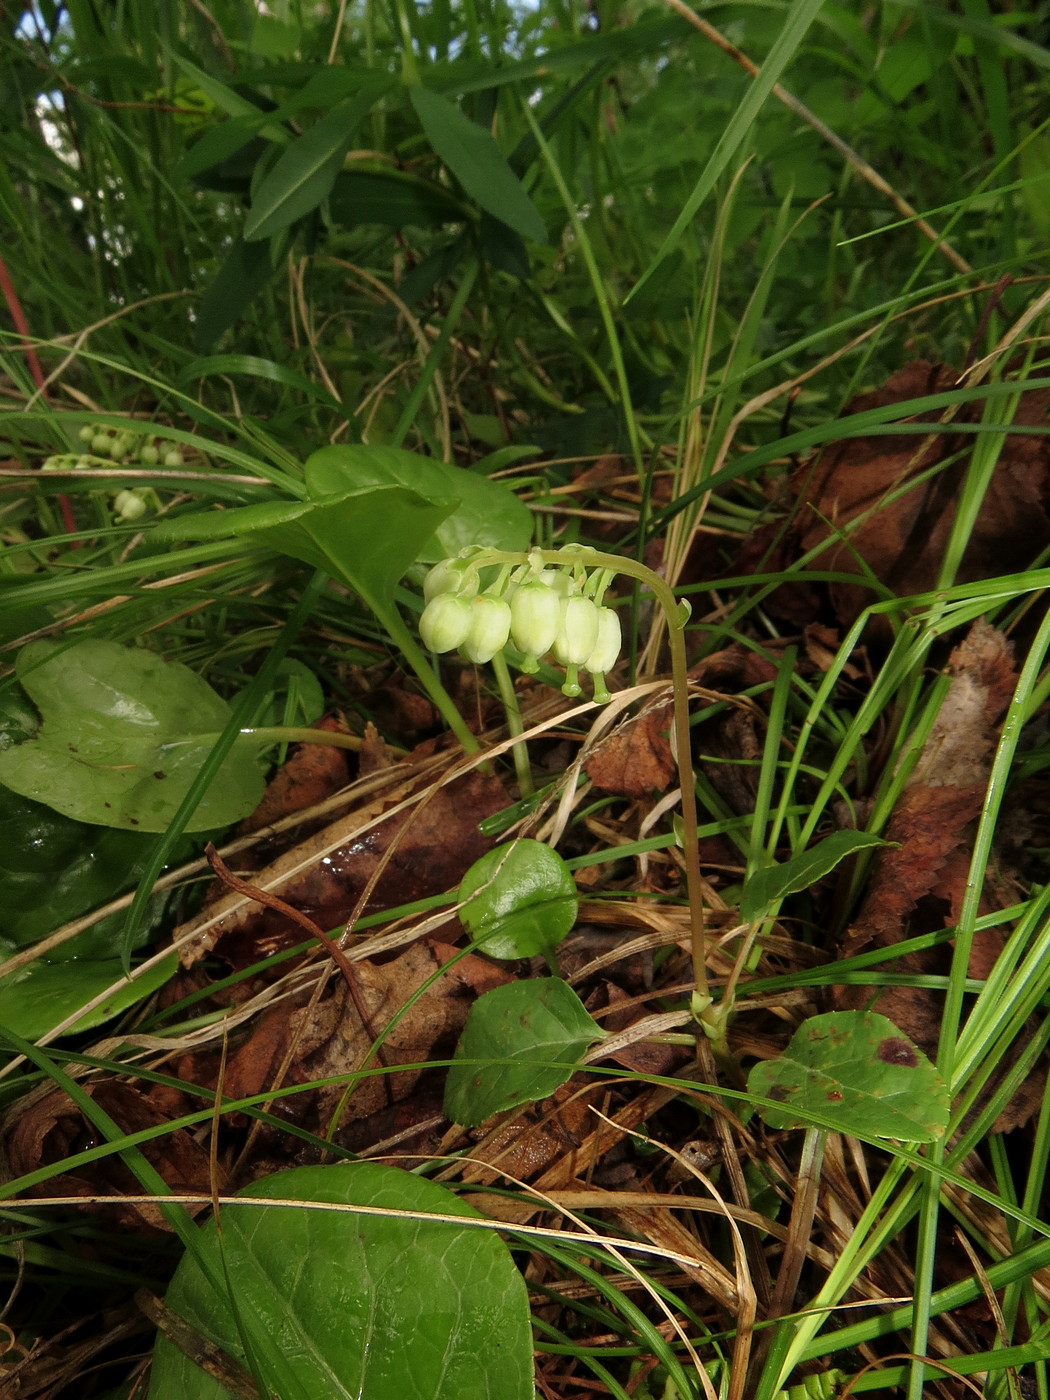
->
444, 978, 602, 1127
244, 84, 389, 241
409, 84, 546, 244
194, 236, 278, 352
148, 1163, 534, 1400
747, 1011, 951, 1141
741, 830, 893, 923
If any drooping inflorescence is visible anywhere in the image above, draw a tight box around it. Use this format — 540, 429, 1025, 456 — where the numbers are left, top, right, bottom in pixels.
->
419, 546, 622, 703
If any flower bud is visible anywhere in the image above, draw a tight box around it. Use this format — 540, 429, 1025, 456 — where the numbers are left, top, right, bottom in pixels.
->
420, 594, 473, 653
553, 596, 600, 666
78, 424, 95, 443
114, 489, 148, 522
91, 433, 111, 455
510, 580, 561, 663
423, 557, 480, 603
584, 607, 621, 676
139, 443, 159, 464
461, 594, 511, 665
163, 449, 184, 468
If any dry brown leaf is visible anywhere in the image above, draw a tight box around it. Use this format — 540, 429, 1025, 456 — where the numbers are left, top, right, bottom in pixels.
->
585, 699, 675, 798
237, 714, 353, 835
834, 623, 1041, 1128
739, 361, 1050, 627
4, 1082, 219, 1229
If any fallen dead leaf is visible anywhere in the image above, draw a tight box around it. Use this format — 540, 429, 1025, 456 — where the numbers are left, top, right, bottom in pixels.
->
585, 698, 675, 798
739, 361, 1050, 628
834, 622, 1041, 1129
237, 713, 354, 836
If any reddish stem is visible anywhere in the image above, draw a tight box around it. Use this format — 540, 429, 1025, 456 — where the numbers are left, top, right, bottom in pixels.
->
0, 254, 79, 540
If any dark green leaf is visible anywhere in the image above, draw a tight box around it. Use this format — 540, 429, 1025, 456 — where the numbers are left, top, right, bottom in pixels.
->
458, 839, 578, 960
193, 236, 277, 352
741, 830, 893, 923
176, 116, 265, 182
747, 1011, 951, 1141
304, 444, 533, 561
0, 641, 265, 832
244, 85, 389, 241
328, 169, 463, 229
147, 1162, 534, 1400
444, 978, 602, 1127
409, 85, 546, 244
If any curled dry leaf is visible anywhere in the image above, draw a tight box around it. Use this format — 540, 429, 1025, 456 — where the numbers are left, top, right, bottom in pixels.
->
4, 1081, 220, 1230
739, 361, 1050, 628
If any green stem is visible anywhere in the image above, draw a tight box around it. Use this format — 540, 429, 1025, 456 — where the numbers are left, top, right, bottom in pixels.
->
455, 546, 709, 1019
490, 650, 534, 796
372, 600, 480, 755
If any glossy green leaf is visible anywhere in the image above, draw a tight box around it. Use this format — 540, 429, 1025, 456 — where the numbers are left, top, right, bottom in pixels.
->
304, 444, 533, 562
444, 977, 602, 1127
147, 1162, 534, 1400
740, 830, 893, 923
0, 949, 177, 1040
747, 1011, 950, 1141
153, 483, 457, 610
458, 839, 578, 960
0, 641, 265, 832
0, 788, 164, 947
244, 84, 389, 241
409, 85, 546, 244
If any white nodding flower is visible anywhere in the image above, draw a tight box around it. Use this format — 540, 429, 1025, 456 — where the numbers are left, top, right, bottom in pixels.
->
585, 607, 621, 676
420, 593, 473, 653
423, 557, 480, 603
140, 443, 159, 464
510, 580, 561, 664
461, 594, 512, 665
553, 595, 600, 667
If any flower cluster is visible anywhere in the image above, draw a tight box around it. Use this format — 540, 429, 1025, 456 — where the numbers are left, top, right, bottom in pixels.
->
41, 424, 187, 523
418, 548, 622, 703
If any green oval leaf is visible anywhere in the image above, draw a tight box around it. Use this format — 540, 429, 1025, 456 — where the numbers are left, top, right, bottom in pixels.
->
458, 839, 578, 960
0, 641, 265, 832
304, 444, 533, 562
409, 84, 546, 245
147, 1162, 534, 1400
747, 1011, 951, 1142
741, 830, 893, 923
444, 977, 603, 1128
0, 952, 177, 1040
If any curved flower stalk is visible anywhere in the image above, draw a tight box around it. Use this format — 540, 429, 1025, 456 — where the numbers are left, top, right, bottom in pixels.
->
418, 544, 716, 1036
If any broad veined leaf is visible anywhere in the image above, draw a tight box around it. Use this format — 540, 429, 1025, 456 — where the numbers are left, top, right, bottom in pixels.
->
0, 641, 265, 832
458, 838, 578, 960
409, 84, 546, 244
304, 444, 533, 561
444, 977, 603, 1127
740, 830, 893, 923
747, 1011, 950, 1141
152, 482, 457, 610
244, 82, 390, 241
147, 1162, 534, 1400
